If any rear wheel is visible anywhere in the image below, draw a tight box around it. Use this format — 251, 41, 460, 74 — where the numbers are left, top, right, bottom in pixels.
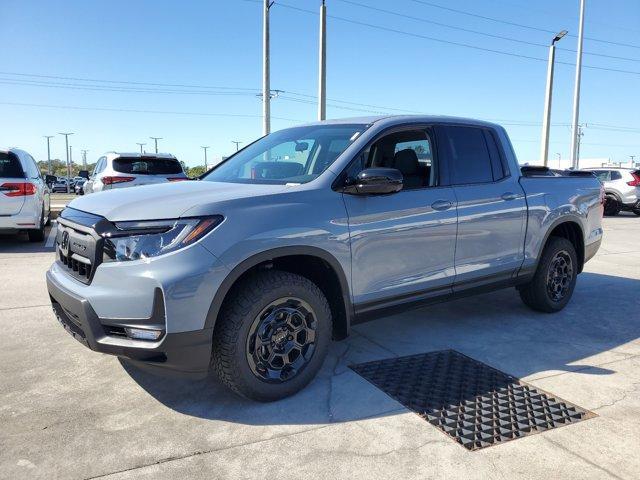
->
518, 237, 577, 313
211, 270, 332, 402
633, 208, 640, 216
603, 194, 621, 216
28, 209, 46, 243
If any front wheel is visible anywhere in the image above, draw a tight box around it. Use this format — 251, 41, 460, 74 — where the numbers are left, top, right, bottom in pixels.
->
211, 270, 332, 402
518, 237, 578, 313
633, 208, 640, 216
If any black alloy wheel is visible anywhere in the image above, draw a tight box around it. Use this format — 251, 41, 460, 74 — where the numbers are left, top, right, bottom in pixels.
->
246, 297, 317, 383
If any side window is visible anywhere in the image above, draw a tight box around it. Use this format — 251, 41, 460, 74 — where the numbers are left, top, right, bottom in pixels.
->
483, 130, 508, 181
23, 155, 39, 178
594, 171, 611, 182
93, 157, 106, 176
443, 126, 493, 185
346, 129, 435, 190
610, 170, 622, 180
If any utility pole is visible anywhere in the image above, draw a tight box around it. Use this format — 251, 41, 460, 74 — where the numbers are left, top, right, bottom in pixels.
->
575, 124, 584, 168
631, 155, 636, 167
201, 146, 210, 170
58, 132, 73, 193
231, 141, 242, 152
44, 136, 54, 175
149, 137, 162, 153
318, 0, 327, 121
136, 143, 146, 154
263, 0, 273, 135
570, 0, 586, 169
540, 30, 567, 166
556, 153, 561, 169
81, 149, 88, 169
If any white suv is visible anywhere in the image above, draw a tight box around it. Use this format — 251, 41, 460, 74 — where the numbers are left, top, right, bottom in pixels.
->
0, 148, 51, 242
84, 152, 188, 194
582, 167, 640, 216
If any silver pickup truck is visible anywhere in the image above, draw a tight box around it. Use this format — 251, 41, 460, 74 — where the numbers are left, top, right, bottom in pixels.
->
46, 116, 604, 401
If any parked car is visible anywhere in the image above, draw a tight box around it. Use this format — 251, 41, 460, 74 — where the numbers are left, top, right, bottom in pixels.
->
51, 179, 71, 193
83, 153, 188, 194
581, 167, 640, 216
0, 148, 51, 241
47, 116, 603, 401
73, 179, 86, 195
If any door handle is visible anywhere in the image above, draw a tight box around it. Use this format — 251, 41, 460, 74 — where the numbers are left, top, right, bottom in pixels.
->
501, 192, 518, 201
431, 200, 453, 211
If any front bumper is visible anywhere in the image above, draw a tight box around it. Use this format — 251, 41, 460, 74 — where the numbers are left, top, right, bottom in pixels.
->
47, 270, 213, 377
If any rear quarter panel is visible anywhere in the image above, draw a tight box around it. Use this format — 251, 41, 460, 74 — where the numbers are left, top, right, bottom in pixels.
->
519, 176, 603, 273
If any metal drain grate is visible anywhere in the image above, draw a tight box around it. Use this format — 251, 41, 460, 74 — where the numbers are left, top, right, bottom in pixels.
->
350, 350, 594, 450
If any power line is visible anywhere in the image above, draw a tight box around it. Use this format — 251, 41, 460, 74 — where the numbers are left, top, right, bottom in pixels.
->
0, 101, 304, 122
337, 0, 640, 63
409, 0, 640, 51
0, 70, 259, 92
269, 1, 640, 76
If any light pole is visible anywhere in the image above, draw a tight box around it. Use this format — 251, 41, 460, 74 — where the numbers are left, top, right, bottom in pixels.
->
43, 136, 54, 175
263, 0, 273, 135
59, 133, 73, 193
556, 153, 561, 169
570, 0, 586, 169
136, 143, 146, 154
631, 155, 636, 167
201, 146, 210, 170
149, 137, 162, 153
540, 30, 567, 166
231, 141, 242, 152
318, 0, 327, 121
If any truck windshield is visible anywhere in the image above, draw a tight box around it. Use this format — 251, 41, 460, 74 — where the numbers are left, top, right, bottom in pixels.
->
202, 124, 366, 184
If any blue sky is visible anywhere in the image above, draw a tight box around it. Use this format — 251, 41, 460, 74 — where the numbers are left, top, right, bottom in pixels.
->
1, 0, 639, 168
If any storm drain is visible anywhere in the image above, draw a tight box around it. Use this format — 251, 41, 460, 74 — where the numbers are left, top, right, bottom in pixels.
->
350, 350, 594, 450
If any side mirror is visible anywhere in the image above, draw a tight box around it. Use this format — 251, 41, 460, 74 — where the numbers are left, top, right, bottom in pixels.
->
342, 168, 403, 195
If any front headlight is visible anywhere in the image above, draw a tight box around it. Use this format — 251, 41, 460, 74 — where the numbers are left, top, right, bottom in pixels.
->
102, 216, 223, 262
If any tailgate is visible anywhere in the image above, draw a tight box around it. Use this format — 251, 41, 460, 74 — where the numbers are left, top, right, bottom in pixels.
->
0, 153, 26, 215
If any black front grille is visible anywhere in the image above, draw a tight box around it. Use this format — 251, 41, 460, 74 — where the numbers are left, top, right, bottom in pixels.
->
56, 209, 107, 284
59, 250, 93, 280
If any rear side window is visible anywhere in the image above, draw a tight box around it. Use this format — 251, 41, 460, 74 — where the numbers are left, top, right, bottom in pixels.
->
442, 126, 493, 185
610, 170, 622, 180
113, 157, 183, 175
0, 152, 25, 178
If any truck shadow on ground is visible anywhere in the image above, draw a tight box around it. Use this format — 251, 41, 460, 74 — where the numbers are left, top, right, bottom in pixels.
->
121, 271, 640, 425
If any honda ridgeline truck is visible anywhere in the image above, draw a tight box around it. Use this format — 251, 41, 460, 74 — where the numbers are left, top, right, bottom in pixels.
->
47, 116, 604, 401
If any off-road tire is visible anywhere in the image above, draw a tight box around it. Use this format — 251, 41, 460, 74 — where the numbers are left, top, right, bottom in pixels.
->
518, 237, 578, 313
211, 270, 332, 402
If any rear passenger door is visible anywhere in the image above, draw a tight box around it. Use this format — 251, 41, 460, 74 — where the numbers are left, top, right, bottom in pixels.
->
437, 125, 526, 289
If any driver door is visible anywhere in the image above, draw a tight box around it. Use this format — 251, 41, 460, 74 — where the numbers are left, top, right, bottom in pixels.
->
341, 126, 458, 312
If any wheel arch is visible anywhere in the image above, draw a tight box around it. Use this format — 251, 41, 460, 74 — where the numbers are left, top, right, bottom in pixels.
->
204, 246, 353, 340
538, 219, 585, 273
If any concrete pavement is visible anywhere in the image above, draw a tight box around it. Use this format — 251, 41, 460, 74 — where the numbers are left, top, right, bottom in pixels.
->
1, 215, 639, 479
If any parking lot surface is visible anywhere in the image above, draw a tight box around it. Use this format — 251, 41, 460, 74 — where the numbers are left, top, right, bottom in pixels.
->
1, 215, 639, 479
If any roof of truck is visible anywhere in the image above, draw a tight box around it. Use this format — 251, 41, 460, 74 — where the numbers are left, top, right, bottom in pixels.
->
300, 115, 503, 129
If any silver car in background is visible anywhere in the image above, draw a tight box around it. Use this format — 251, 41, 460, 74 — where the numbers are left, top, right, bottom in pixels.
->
0, 148, 50, 241
582, 167, 640, 216
83, 153, 188, 194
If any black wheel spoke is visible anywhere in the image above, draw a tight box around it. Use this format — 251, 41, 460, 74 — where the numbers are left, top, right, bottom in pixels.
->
546, 250, 574, 302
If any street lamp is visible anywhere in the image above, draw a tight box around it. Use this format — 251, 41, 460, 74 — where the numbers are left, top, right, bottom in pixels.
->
149, 137, 162, 153
540, 30, 568, 166
43, 136, 54, 175
58, 132, 74, 193
136, 143, 146, 154
556, 153, 562, 169
201, 146, 210, 170
231, 140, 242, 152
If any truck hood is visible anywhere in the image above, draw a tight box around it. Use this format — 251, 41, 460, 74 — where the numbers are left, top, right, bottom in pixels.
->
67, 181, 289, 222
